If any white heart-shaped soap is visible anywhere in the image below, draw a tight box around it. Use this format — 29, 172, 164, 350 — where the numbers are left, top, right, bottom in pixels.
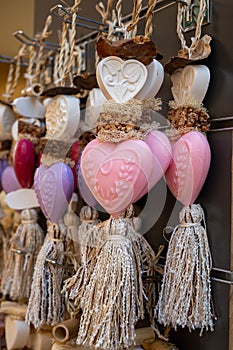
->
5, 188, 39, 210
45, 95, 80, 138
12, 96, 45, 119
97, 56, 148, 102
171, 64, 210, 105
135, 59, 164, 99
85, 88, 107, 128
0, 103, 16, 133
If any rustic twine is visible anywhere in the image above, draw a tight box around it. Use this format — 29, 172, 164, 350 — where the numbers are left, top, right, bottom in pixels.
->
33, 15, 53, 84
57, 21, 69, 85
24, 44, 36, 90
63, 0, 81, 82
145, 0, 157, 37
3, 44, 27, 102
96, 98, 161, 142
96, 0, 113, 26
127, 0, 143, 37
177, 0, 207, 57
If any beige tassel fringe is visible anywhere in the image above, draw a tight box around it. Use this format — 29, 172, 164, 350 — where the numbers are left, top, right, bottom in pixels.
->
156, 204, 214, 334
26, 221, 67, 329
64, 207, 157, 350
1, 209, 44, 302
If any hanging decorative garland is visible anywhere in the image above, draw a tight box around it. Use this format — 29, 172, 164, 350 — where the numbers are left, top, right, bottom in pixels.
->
156, 0, 215, 335
63, 1, 173, 349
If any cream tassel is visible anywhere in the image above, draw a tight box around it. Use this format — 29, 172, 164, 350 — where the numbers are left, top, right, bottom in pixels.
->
156, 204, 214, 334
26, 220, 67, 329
1, 209, 44, 302
78, 206, 102, 264
64, 194, 80, 272
63, 206, 103, 316
65, 206, 158, 350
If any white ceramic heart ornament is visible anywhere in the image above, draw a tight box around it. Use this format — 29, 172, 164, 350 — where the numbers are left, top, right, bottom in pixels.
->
12, 96, 45, 119
11, 118, 41, 142
85, 88, 107, 128
97, 56, 148, 102
5, 189, 40, 210
171, 65, 210, 105
45, 95, 80, 138
0, 103, 16, 133
135, 59, 164, 99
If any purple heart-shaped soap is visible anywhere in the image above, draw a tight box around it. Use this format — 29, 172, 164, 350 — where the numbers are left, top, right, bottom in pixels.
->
0, 159, 9, 191
2, 166, 22, 194
34, 162, 74, 223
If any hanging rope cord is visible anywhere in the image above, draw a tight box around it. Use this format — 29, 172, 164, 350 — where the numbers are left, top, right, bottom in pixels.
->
32, 15, 53, 84
24, 44, 36, 89
127, 0, 143, 37
3, 44, 27, 102
145, 0, 157, 37
177, 0, 207, 56
63, 0, 81, 82
95, 0, 113, 66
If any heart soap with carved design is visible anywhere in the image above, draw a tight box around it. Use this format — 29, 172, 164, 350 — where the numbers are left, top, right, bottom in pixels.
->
97, 56, 165, 102
171, 65, 210, 105
97, 56, 148, 102
165, 131, 211, 206
81, 132, 171, 217
45, 95, 80, 138
34, 162, 74, 223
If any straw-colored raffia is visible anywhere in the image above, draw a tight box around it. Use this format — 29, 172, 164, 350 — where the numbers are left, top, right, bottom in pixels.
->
63, 0, 81, 82
96, 98, 161, 142
57, 21, 69, 85
26, 221, 67, 329
177, 0, 210, 59
166, 99, 210, 141
23, 44, 36, 91
64, 206, 159, 349
96, 0, 113, 26
1, 209, 44, 303
3, 44, 27, 103
145, 0, 157, 38
156, 204, 214, 334
32, 15, 53, 85
127, 0, 143, 37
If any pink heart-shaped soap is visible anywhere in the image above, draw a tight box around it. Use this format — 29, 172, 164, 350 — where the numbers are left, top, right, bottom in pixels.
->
13, 139, 36, 188
165, 131, 211, 206
34, 162, 74, 223
137, 130, 172, 200
81, 139, 157, 216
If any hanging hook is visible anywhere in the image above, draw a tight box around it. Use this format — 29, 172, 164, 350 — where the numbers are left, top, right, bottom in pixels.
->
50, 4, 108, 33
0, 54, 24, 65
13, 30, 60, 51
45, 258, 74, 270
